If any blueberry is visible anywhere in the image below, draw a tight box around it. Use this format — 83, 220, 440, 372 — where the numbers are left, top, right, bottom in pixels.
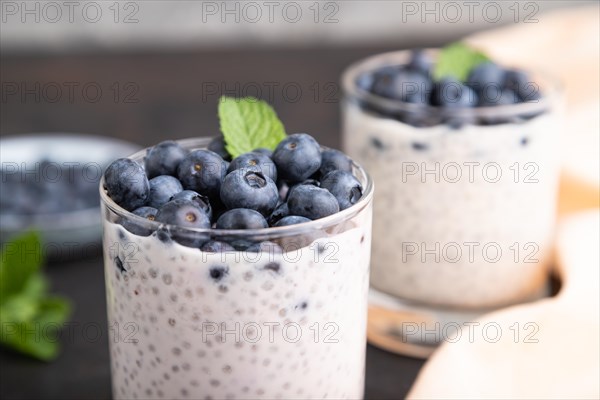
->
228, 151, 277, 182
372, 67, 431, 102
252, 148, 273, 157
504, 69, 541, 102
155, 199, 211, 247
220, 168, 279, 216
156, 199, 210, 228
263, 262, 281, 273
122, 206, 158, 236
467, 62, 506, 92
200, 240, 235, 253
319, 149, 353, 177
370, 66, 400, 98
356, 71, 375, 92
406, 49, 432, 75
114, 256, 126, 273
268, 202, 290, 226
144, 140, 188, 178
177, 150, 228, 199
432, 78, 478, 107
411, 142, 429, 151
287, 184, 339, 220
208, 136, 231, 161
148, 175, 183, 209
274, 215, 311, 227
246, 241, 283, 254
170, 190, 212, 221
390, 70, 432, 102
216, 208, 268, 230
209, 265, 228, 282
104, 158, 149, 211
286, 179, 320, 201
371, 137, 386, 151
133, 206, 158, 219
320, 170, 363, 211
272, 134, 322, 183
479, 88, 518, 107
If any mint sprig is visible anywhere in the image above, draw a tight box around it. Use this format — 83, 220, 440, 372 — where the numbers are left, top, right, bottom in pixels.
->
0, 232, 72, 361
433, 42, 490, 82
218, 96, 287, 158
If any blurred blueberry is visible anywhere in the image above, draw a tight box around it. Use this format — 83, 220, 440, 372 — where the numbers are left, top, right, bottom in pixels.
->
406, 49, 433, 75
432, 78, 478, 108
356, 71, 375, 92
479, 88, 519, 107
467, 62, 506, 92
504, 69, 542, 102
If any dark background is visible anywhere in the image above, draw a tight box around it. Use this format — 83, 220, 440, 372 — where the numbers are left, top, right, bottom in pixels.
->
0, 45, 436, 399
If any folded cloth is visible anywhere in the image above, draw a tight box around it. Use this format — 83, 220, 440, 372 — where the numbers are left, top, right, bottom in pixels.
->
408, 211, 600, 399
408, 6, 600, 398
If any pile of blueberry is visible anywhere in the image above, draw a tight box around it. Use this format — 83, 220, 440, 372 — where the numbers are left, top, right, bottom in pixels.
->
356, 49, 543, 126
103, 134, 363, 248
1, 160, 100, 217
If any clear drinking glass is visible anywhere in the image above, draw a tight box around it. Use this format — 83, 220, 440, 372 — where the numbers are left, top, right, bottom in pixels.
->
341, 50, 563, 356
101, 138, 374, 399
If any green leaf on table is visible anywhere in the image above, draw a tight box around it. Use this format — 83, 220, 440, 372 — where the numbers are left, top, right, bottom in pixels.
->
0, 231, 44, 305
218, 96, 287, 158
433, 42, 490, 82
0, 232, 72, 361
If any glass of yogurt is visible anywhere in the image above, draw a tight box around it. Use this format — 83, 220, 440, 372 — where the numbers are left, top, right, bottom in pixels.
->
341, 49, 563, 356
101, 137, 374, 399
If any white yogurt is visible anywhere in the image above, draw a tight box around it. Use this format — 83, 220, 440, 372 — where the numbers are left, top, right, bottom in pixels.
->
343, 100, 561, 308
103, 213, 371, 399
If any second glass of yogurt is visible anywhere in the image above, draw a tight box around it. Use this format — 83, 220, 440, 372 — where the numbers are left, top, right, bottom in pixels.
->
101, 137, 374, 399
341, 49, 562, 356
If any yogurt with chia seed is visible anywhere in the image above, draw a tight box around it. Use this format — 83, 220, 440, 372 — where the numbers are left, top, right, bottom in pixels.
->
101, 138, 374, 400
342, 50, 562, 309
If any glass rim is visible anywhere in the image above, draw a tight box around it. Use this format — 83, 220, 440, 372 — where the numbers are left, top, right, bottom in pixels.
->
341, 48, 562, 119
99, 137, 374, 238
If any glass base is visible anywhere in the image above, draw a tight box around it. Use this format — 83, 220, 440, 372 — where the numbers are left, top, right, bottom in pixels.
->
367, 283, 550, 359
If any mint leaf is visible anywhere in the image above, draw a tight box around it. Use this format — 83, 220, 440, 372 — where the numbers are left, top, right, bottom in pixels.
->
433, 42, 490, 82
0, 232, 72, 361
218, 96, 287, 158
0, 231, 43, 305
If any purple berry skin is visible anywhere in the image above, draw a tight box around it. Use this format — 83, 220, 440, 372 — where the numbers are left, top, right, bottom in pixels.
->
144, 140, 188, 178
104, 158, 149, 211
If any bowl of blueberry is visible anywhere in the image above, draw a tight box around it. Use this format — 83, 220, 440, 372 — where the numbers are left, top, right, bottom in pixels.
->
0, 133, 141, 259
